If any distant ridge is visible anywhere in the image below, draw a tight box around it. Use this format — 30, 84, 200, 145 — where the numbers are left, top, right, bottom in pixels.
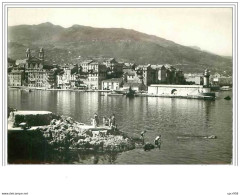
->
8, 22, 232, 74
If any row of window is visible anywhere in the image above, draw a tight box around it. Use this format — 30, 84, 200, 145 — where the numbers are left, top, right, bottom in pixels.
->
10, 76, 21, 79
9, 83, 21, 86
10, 79, 22, 82
29, 75, 45, 78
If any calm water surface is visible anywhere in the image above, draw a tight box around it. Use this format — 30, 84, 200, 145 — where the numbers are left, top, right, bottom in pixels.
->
8, 89, 232, 164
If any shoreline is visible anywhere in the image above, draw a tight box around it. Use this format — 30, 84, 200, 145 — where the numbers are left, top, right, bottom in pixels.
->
8, 86, 111, 92
9, 86, 216, 100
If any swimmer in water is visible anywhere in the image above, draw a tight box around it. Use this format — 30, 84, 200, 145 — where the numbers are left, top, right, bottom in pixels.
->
154, 135, 161, 149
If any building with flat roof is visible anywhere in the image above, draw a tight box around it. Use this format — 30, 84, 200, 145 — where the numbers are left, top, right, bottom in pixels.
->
102, 78, 123, 90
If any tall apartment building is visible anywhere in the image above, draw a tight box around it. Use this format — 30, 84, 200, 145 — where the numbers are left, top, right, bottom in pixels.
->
80, 60, 107, 89
8, 69, 24, 86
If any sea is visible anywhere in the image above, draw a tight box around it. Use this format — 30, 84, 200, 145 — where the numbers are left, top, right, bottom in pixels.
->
7, 89, 233, 164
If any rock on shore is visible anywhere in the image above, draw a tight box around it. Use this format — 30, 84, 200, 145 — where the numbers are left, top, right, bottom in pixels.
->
36, 115, 135, 153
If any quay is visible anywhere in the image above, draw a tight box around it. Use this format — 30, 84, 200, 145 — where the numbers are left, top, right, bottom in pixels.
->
9, 86, 215, 100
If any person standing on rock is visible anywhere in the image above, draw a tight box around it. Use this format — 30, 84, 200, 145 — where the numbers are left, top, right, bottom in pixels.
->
103, 116, 107, 126
91, 118, 96, 127
111, 114, 116, 127
94, 113, 99, 127
108, 116, 112, 127
154, 135, 161, 149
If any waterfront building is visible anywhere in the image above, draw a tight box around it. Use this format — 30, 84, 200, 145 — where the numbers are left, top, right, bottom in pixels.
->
26, 69, 57, 88
136, 64, 155, 86
175, 69, 185, 84
57, 67, 74, 89
8, 69, 24, 86
148, 84, 206, 96
80, 60, 107, 89
45, 69, 58, 88
102, 78, 123, 90
123, 69, 142, 83
20, 48, 58, 88
151, 65, 167, 83
164, 64, 177, 84
148, 69, 214, 97
121, 69, 146, 91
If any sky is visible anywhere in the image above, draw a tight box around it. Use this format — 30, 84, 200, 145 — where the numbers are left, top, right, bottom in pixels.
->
8, 7, 232, 56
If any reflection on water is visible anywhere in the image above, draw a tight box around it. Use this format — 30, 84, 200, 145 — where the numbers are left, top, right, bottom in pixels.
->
8, 89, 232, 164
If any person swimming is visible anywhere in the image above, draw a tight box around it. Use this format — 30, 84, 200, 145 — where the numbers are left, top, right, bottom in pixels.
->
154, 135, 161, 149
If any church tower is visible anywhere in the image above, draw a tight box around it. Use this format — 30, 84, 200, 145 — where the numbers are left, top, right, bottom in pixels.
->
39, 48, 44, 61
26, 48, 31, 59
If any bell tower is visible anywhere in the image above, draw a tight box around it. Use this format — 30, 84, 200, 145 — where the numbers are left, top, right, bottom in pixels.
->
39, 48, 44, 61
26, 48, 31, 59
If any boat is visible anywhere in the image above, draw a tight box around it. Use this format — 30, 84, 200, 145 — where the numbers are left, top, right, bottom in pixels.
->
113, 89, 127, 95
220, 86, 231, 91
126, 87, 135, 98
108, 92, 124, 96
22, 88, 32, 92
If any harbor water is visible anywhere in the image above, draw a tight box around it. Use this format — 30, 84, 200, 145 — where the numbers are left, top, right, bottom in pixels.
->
7, 89, 233, 164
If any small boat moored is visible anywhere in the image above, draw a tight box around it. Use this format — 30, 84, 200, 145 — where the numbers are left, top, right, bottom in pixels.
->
220, 86, 231, 91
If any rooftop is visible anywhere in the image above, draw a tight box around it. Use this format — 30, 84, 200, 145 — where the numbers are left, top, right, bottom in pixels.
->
151, 65, 165, 69
137, 64, 151, 68
81, 60, 94, 64
15, 59, 28, 65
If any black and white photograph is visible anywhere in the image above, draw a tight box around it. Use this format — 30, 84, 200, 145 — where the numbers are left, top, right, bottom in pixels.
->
1, 2, 239, 195
5, 5, 235, 165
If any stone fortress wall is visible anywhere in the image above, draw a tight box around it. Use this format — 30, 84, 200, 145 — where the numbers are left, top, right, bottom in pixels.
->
148, 84, 211, 96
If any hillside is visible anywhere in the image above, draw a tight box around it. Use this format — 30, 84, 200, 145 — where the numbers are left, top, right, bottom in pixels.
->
8, 22, 232, 74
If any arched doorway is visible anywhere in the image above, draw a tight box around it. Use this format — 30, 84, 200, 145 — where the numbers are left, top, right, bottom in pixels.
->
171, 89, 177, 95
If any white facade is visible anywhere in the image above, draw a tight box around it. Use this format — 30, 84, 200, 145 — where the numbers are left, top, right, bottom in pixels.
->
85, 76, 101, 90
148, 84, 211, 96
102, 78, 122, 90
57, 68, 75, 89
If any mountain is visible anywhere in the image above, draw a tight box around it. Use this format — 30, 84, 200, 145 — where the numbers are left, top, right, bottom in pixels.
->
8, 22, 232, 74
